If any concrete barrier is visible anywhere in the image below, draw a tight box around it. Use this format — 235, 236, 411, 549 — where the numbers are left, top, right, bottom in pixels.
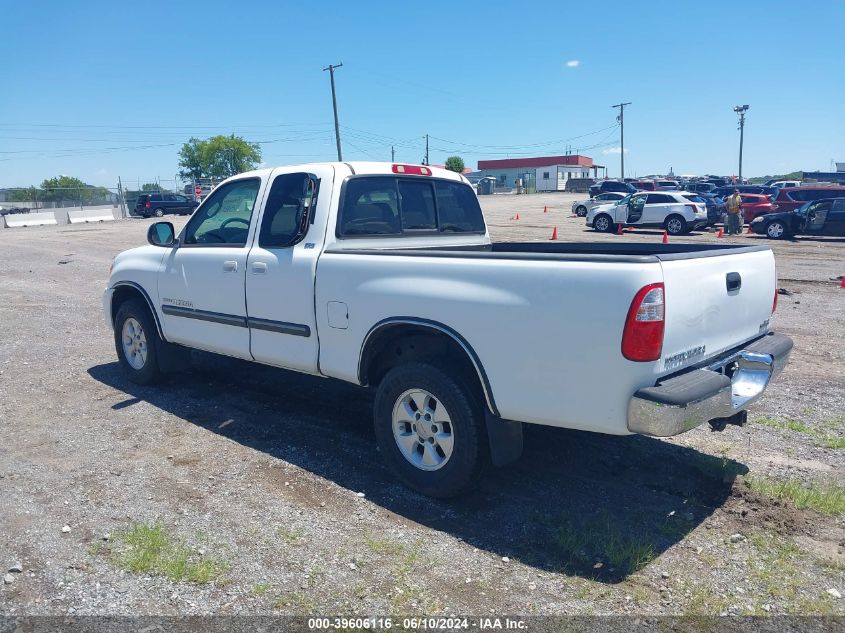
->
4, 211, 58, 228
68, 207, 116, 224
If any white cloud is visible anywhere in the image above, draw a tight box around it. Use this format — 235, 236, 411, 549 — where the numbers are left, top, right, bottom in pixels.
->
602, 147, 629, 155
566, 60, 580, 68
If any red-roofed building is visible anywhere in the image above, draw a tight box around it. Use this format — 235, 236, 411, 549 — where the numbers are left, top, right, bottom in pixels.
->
474, 154, 604, 192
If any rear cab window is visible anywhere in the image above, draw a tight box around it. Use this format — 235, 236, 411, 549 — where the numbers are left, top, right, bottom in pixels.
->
338, 176, 485, 237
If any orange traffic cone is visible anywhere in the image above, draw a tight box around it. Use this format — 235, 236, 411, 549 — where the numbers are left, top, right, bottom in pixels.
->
514, 213, 520, 220
543, 205, 548, 213
662, 230, 669, 244
550, 226, 558, 240
616, 223, 623, 235
628, 225, 635, 231
717, 227, 723, 238
840, 275, 845, 289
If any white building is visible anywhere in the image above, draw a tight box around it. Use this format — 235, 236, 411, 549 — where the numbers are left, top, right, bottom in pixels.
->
475, 154, 604, 192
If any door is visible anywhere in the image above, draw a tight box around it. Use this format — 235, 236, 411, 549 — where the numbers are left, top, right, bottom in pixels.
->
825, 200, 845, 235
642, 193, 673, 224
804, 201, 831, 233
173, 194, 191, 214
245, 167, 331, 373
158, 177, 264, 359
626, 193, 647, 223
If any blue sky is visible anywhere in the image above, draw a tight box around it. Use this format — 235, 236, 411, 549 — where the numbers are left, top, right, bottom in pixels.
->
1, 0, 843, 188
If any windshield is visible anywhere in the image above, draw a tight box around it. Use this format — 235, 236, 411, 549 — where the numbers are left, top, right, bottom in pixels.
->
683, 194, 705, 203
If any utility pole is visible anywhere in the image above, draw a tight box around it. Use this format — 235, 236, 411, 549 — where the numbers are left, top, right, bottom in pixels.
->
323, 62, 344, 161
734, 104, 749, 181
423, 134, 429, 165
611, 102, 631, 179
391, 145, 395, 162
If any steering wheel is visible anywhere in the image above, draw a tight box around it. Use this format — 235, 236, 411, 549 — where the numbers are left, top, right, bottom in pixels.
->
220, 217, 250, 230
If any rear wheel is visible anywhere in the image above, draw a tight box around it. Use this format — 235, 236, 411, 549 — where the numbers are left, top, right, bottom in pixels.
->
374, 362, 485, 498
576, 205, 588, 217
114, 299, 161, 384
153, 208, 165, 218
665, 214, 687, 235
766, 220, 789, 239
593, 213, 614, 233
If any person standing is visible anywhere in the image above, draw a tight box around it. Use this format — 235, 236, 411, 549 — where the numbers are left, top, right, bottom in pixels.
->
725, 189, 743, 235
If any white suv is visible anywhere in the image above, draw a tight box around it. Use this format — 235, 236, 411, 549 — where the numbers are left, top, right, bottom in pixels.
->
586, 191, 708, 235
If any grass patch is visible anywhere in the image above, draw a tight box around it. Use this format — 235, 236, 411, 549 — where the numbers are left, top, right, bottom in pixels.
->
554, 512, 656, 579
107, 522, 228, 584
363, 531, 406, 556
746, 477, 845, 516
252, 582, 271, 596
754, 416, 844, 450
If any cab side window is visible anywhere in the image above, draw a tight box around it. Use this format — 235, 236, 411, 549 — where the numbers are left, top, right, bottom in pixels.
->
183, 178, 260, 246
259, 173, 315, 248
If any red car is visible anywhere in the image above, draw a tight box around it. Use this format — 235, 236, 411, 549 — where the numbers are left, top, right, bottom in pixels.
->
630, 180, 656, 191
770, 186, 845, 214
739, 194, 776, 222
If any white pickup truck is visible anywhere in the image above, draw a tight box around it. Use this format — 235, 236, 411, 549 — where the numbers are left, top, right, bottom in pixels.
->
104, 162, 792, 497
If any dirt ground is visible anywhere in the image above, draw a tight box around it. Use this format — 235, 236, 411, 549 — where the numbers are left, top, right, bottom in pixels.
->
0, 192, 843, 618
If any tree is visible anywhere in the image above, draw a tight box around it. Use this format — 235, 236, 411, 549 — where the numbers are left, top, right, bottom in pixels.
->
142, 182, 165, 192
38, 176, 108, 203
178, 134, 262, 181
444, 156, 465, 173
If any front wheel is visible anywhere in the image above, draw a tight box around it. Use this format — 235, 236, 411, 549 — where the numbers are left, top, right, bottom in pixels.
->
374, 362, 486, 498
576, 205, 588, 217
766, 220, 789, 239
665, 214, 687, 235
593, 213, 614, 233
114, 298, 161, 384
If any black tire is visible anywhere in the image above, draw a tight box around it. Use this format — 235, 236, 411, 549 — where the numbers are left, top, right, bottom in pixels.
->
593, 213, 614, 233
373, 362, 486, 498
153, 208, 165, 218
576, 205, 588, 217
113, 298, 161, 385
665, 214, 687, 235
766, 220, 789, 240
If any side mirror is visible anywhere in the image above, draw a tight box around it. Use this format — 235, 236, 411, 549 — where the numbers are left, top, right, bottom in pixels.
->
147, 221, 177, 247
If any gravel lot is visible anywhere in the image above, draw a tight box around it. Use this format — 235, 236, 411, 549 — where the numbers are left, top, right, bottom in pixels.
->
1, 192, 843, 617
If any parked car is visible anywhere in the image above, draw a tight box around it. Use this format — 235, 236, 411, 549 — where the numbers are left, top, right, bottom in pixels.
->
686, 182, 717, 194
103, 161, 790, 498
769, 180, 800, 188
737, 194, 777, 223
712, 185, 778, 199
135, 193, 199, 218
769, 186, 845, 214
656, 180, 679, 189
571, 192, 627, 217
750, 197, 845, 239
630, 180, 657, 191
697, 193, 725, 226
586, 191, 708, 235
589, 180, 638, 198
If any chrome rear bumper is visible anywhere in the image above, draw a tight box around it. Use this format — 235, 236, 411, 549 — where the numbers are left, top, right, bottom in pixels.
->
627, 332, 793, 437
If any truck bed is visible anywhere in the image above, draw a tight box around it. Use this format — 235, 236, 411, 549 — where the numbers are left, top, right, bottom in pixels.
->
327, 241, 771, 263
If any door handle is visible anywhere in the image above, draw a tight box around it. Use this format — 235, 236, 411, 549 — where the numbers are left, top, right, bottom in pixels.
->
251, 262, 268, 274
726, 272, 741, 292
223, 260, 238, 273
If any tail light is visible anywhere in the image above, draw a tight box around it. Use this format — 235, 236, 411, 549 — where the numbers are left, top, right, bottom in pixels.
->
145, 201, 151, 208
622, 283, 665, 362
686, 204, 699, 215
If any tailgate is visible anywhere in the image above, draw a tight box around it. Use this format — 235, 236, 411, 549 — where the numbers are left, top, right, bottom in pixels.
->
658, 248, 776, 374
